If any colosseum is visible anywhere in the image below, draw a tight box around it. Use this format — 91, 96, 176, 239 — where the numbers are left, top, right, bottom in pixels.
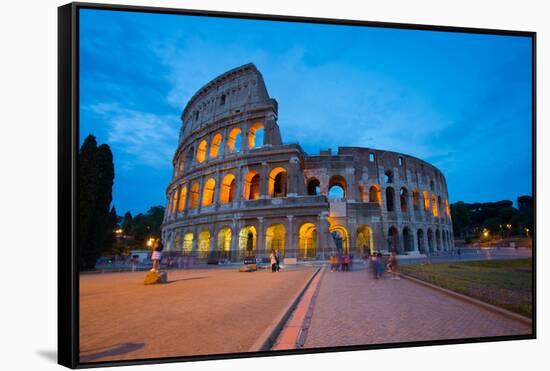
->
161, 63, 454, 263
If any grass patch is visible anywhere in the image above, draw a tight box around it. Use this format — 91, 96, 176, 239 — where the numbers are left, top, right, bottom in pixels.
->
400, 259, 532, 317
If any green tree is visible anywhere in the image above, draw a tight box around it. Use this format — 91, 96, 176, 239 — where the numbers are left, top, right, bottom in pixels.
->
451, 201, 470, 238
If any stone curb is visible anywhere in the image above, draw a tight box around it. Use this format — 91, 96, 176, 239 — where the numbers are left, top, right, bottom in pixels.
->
248, 267, 322, 352
272, 266, 326, 350
399, 273, 532, 326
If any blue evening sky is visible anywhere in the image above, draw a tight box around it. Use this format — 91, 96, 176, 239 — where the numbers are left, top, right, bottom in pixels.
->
79, 9, 532, 215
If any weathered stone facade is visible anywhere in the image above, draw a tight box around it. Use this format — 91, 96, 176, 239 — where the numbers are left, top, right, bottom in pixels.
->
161, 63, 454, 262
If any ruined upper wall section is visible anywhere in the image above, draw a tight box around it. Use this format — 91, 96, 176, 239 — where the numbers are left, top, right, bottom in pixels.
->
180, 63, 273, 141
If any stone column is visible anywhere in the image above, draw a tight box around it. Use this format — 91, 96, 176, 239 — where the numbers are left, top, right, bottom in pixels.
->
288, 156, 301, 197
317, 213, 329, 260
230, 219, 239, 261
257, 217, 265, 259
196, 176, 204, 213
259, 162, 268, 199
286, 215, 295, 258
214, 170, 221, 209
235, 165, 243, 205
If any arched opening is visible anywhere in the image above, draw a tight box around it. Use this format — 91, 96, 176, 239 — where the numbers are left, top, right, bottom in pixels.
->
183, 232, 193, 254
220, 173, 236, 204
388, 226, 400, 253
357, 225, 374, 256
198, 230, 211, 259
400, 187, 408, 213
403, 227, 413, 252
177, 186, 187, 213
217, 227, 232, 260
384, 170, 394, 183
430, 179, 435, 191
184, 146, 194, 170
238, 226, 256, 257
177, 155, 185, 175
266, 224, 286, 257
386, 187, 395, 212
328, 175, 347, 200
431, 194, 439, 217
436, 229, 441, 250
417, 229, 425, 253
243, 170, 260, 200
227, 127, 241, 153
307, 178, 321, 196
369, 184, 382, 206
412, 188, 420, 211
423, 191, 430, 211
189, 182, 200, 209
202, 178, 216, 207
298, 223, 317, 259
248, 122, 264, 149
330, 225, 349, 254
427, 229, 434, 253
174, 232, 181, 251
196, 140, 208, 163
209, 133, 223, 158
171, 191, 178, 215
268, 167, 288, 197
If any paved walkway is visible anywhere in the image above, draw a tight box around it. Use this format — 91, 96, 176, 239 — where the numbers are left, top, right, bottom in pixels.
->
79, 267, 315, 362
303, 266, 531, 348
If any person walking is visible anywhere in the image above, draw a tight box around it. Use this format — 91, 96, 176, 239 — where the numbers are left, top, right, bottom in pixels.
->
270, 250, 277, 272
151, 239, 163, 272
275, 250, 281, 272
376, 252, 385, 279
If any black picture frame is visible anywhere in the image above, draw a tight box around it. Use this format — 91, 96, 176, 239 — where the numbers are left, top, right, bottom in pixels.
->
58, 2, 537, 368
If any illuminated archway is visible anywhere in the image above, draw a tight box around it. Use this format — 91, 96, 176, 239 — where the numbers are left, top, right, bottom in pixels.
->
177, 186, 187, 213
196, 140, 207, 163
183, 232, 193, 254
217, 227, 232, 259
330, 225, 349, 254
266, 224, 286, 257
369, 184, 382, 206
412, 188, 420, 211
227, 127, 241, 153
209, 133, 222, 158
220, 173, 236, 204
189, 182, 200, 209
431, 194, 439, 217
356, 225, 374, 256
243, 170, 260, 200
400, 187, 408, 212
423, 191, 430, 211
197, 230, 211, 259
298, 222, 317, 259
239, 225, 256, 257
268, 167, 288, 197
248, 122, 264, 149
171, 190, 178, 215
202, 178, 216, 207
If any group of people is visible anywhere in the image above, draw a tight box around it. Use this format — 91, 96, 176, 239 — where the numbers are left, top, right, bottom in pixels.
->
269, 250, 281, 272
367, 251, 399, 279
329, 253, 354, 272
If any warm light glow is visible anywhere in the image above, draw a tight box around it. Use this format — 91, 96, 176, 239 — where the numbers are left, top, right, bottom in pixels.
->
248, 122, 264, 149
115, 229, 123, 235
146, 237, 155, 247
227, 127, 241, 153
196, 140, 207, 163
209, 133, 222, 158
268, 167, 288, 197
202, 178, 216, 206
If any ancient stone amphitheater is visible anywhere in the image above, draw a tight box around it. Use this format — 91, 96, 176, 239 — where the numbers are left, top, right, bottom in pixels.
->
161, 63, 454, 263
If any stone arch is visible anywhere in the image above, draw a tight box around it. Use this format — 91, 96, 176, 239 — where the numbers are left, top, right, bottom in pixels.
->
384, 170, 394, 184
197, 229, 211, 259
307, 178, 321, 196
328, 175, 347, 200
209, 133, 223, 158
403, 226, 414, 252
416, 229, 425, 253
217, 226, 232, 260
356, 225, 374, 256
182, 232, 193, 254
243, 170, 260, 200
400, 187, 409, 213
298, 222, 317, 259
170, 190, 178, 215
432, 194, 439, 217
238, 225, 256, 257
427, 228, 434, 253
202, 178, 216, 207
177, 185, 187, 213
248, 122, 264, 149
388, 226, 399, 253
268, 167, 288, 198
196, 140, 208, 163
220, 173, 237, 204
330, 225, 349, 254
369, 184, 382, 206
412, 188, 420, 211
189, 181, 200, 209
436, 229, 442, 250
184, 146, 194, 169
227, 127, 241, 153
266, 224, 286, 257
423, 191, 430, 211
386, 186, 395, 212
